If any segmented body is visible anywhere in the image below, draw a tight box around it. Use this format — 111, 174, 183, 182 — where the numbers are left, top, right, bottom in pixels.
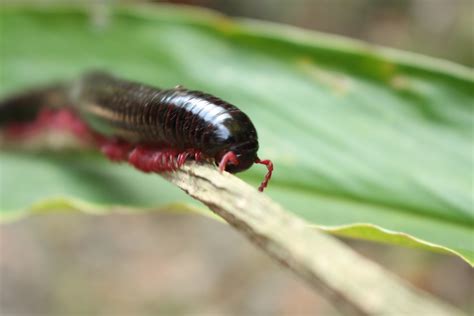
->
0, 72, 273, 191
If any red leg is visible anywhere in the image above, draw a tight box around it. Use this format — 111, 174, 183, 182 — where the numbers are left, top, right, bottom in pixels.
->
100, 139, 132, 162
95, 136, 205, 174
46, 108, 91, 138
194, 151, 202, 161
255, 158, 274, 192
127, 145, 203, 173
129, 146, 172, 172
4, 107, 96, 142
218, 151, 239, 172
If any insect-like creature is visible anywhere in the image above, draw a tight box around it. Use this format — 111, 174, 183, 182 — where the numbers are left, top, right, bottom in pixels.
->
0, 72, 274, 191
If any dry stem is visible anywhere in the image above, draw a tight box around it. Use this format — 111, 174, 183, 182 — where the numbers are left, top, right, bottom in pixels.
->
162, 162, 463, 316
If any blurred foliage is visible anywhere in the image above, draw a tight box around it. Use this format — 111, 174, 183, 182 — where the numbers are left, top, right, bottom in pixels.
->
160, 0, 474, 67
5, 0, 473, 66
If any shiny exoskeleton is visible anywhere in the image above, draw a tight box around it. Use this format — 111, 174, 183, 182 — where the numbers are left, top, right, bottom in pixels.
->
73, 72, 260, 173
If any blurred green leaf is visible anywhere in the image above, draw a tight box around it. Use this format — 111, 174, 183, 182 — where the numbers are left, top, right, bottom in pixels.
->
1, 5, 473, 265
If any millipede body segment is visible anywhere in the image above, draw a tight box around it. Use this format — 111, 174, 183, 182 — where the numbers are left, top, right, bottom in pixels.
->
0, 72, 273, 191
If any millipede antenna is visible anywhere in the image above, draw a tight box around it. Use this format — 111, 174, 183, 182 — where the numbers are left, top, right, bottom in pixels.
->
255, 158, 273, 192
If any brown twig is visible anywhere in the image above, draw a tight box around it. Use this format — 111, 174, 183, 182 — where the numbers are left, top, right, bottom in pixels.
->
163, 162, 463, 316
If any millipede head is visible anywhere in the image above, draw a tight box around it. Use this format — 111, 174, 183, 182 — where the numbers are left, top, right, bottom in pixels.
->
218, 151, 274, 192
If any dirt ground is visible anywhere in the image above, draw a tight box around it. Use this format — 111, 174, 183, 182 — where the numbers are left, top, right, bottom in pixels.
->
1, 212, 472, 315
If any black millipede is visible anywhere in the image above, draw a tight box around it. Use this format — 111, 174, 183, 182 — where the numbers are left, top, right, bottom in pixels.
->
0, 72, 274, 191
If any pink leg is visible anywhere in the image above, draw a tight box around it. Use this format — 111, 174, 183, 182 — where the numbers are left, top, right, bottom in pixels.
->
255, 158, 274, 192
218, 151, 239, 172
127, 145, 203, 173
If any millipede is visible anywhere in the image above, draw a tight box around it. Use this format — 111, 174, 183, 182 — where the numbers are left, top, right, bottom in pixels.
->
0, 72, 274, 191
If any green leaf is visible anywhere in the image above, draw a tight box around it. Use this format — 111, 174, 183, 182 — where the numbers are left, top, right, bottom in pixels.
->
1, 5, 473, 265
